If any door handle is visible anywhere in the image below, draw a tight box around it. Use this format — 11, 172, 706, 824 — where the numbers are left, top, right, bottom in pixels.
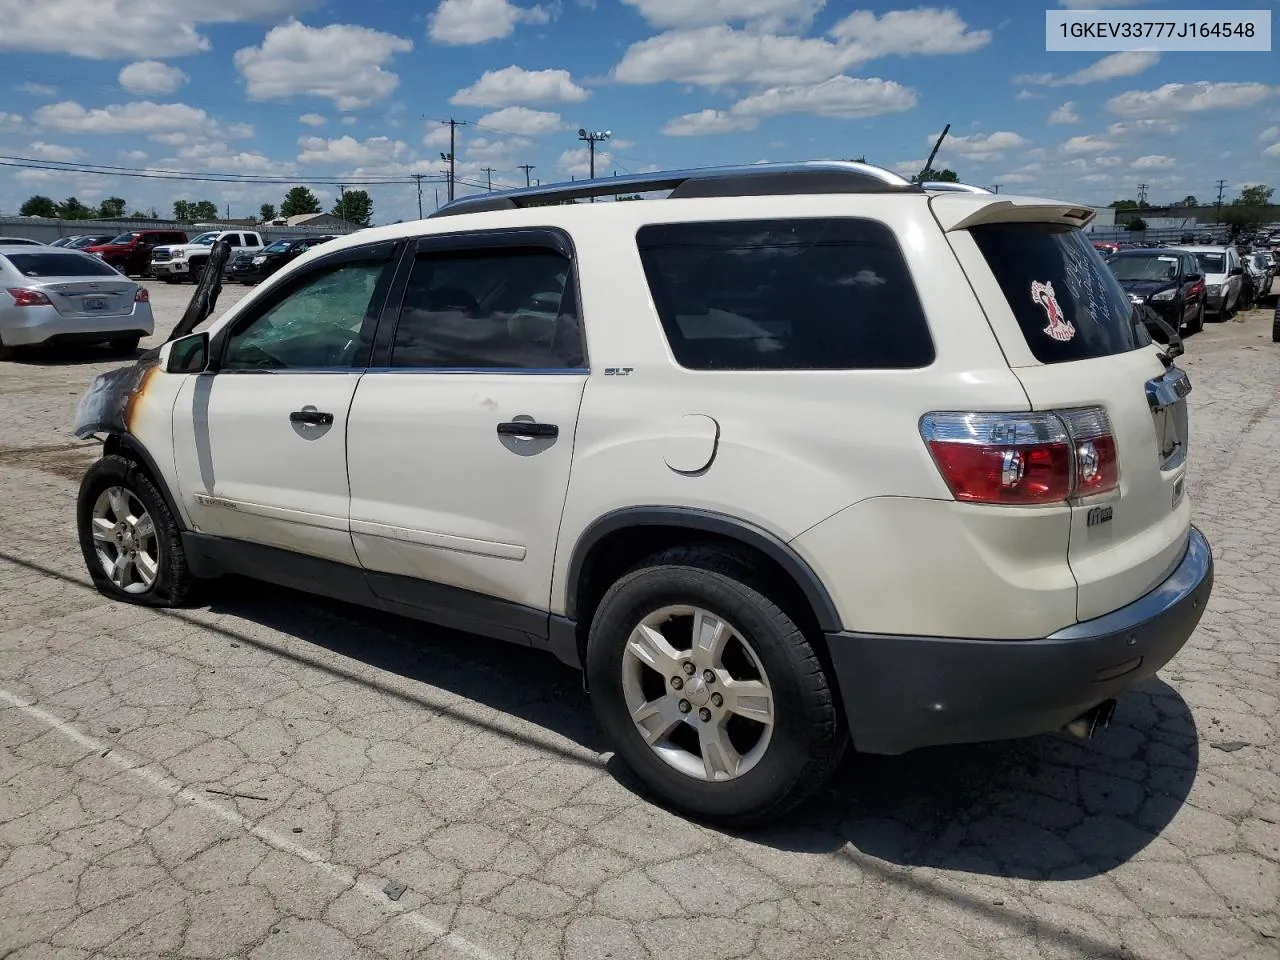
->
496, 421, 558, 439
290, 409, 334, 426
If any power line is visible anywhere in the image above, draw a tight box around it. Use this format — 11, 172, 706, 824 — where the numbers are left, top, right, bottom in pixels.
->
0, 154, 432, 186
480, 166, 495, 192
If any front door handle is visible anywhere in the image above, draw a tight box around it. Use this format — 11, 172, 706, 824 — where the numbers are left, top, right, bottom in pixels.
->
497, 420, 558, 440
290, 409, 334, 426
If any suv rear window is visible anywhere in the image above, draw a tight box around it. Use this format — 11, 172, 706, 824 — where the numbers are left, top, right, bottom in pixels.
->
636, 218, 934, 371
970, 222, 1143, 364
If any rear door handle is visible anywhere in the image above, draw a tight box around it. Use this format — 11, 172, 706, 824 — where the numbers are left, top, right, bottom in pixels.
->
290, 409, 334, 426
496, 421, 558, 439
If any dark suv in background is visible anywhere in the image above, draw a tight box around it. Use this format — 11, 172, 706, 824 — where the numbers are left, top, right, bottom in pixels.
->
83, 230, 188, 276
228, 235, 335, 284
1106, 248, 1206, 335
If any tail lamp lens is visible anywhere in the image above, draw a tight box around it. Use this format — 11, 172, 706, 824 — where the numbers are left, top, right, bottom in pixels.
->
134, 287, 150, 303
6, 288, 52, 307
921, 408, 1118, 505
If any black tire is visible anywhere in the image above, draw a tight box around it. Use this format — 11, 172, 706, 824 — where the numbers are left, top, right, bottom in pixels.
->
188, 260, 207, 283
109, 335, 140, 354
77, 454, 194, 607
0, 334, 14, 362
1272, 306, 1279, 343
1186, 302, 1204, 335
586, 545, 846, 826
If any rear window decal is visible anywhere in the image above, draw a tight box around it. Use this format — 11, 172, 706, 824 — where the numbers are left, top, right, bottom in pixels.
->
1031, 280, 1076, 342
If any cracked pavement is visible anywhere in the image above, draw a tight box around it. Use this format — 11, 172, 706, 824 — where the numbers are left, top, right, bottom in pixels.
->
1, 282, 1277, 959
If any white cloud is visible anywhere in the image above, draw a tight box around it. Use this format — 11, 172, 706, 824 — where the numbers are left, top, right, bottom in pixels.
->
118, 60, 188, 95
994, 172, 1037, 184
27, 141, 86, 161
1057, 0, 1156, 6
1094, 155, 1122, 166
935, 130, 1029, 162
1259, 125, 1279, 142
614, 8, 989, 88
16, 82, 56, 97
1108, 81, 1275, 118
429, 0, 551, 44
1061, 135, 1115, 155
1265, 142, 1280, 159
0, 111, 22, 129
1106, 117, 1184, 138
35, 100, 221, 137
1015, 89, 1038, 101
621, 0, 825, 29
423, 125, 454, 148
1015, 51, 1159, 87
0, 0, 319, 59
342, 116, 358, 126
1048, 102, 1079, 124
1131, 154, 1174, 169
662, 76, 915, 136
476, 106, 562, 137
452, 66, 590, 107
465, 136, 523, 164
119, 149, 148, 161
296, 134, 408, 167
663, 109, 758, 136
234, 21, 413, 111
558, 147, 613, 177
299, 113, 327, 127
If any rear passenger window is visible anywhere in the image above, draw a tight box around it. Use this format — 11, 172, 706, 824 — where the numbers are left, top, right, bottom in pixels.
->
391, 248, 584, 370
636, 218, 933, 370
970, 223, 1143, 364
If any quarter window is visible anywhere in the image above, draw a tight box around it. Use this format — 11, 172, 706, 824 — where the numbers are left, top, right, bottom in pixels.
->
390, 247, 584, 369
222, 258, 388, 370
636, 218, 934, 370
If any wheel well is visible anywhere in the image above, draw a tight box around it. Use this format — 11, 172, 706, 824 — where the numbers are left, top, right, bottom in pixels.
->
571, 525, 826, 663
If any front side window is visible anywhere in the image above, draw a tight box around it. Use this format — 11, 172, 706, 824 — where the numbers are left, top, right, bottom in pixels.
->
190, 232, 218, 246
222, 259, 387, 371
390, 247, 584, 370
970, 222, 1143, 365
1195, 252, 1226, 275
110, 233, 138, 245
637, 218, 934, 370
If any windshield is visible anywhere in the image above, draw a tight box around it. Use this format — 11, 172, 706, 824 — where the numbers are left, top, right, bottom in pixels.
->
190, 232, 219, 245
109, 233, 138, 244
1107, 254, 1181, 282
1195, 252, 1226, 274
263, 240, 293, 253
2, 252, 121, 278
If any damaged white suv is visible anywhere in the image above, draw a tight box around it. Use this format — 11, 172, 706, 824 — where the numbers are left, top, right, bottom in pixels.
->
74, 162, 1213, 825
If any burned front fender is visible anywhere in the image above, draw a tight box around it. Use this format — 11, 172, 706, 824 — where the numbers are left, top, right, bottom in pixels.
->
73, 359, 159, 439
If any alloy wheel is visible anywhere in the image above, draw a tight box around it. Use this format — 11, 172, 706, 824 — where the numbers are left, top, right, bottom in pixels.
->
90, 486, 159, 594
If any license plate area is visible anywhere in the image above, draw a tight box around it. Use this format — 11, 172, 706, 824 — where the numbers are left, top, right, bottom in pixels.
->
83, 297, 106, 311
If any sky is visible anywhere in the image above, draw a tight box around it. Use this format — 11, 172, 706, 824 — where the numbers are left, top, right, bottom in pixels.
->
0, 0, 1276, 224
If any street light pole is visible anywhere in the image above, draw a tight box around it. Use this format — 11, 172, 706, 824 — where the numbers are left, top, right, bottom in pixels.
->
577, 128, 611, 201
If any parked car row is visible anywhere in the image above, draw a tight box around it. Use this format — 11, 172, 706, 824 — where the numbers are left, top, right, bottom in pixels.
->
228, 235, 336, 284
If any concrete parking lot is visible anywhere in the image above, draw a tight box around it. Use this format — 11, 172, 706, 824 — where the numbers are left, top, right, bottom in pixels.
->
1, 280, 1278, 960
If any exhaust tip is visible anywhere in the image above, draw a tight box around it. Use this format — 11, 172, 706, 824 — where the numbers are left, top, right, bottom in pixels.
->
1063, 699, 1118, 739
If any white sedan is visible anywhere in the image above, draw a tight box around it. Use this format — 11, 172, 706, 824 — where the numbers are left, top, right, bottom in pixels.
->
0, 245, 154, 359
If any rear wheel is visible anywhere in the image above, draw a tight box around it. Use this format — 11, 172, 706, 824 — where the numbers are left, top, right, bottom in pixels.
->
77, 454, 194, 607
0, 334, 14, 361
1272, 305, 1279, 342
187, 260, 207, 283
586, 546, 846, 826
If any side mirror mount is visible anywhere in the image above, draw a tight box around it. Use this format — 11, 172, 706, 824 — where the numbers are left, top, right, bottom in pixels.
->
1229, 266, 1244, 276
1185, 272, 1201, 282
166, 331, 210, 374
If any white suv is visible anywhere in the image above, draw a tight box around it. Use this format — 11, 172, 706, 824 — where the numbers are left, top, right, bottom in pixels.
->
72, 162, 1213, 825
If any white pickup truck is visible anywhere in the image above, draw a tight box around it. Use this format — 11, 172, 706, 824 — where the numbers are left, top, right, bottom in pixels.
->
150, 230, 264, 282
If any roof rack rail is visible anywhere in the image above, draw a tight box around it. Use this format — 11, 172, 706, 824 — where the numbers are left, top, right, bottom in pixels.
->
429, 160, 921, 218
920, 182, 992, 194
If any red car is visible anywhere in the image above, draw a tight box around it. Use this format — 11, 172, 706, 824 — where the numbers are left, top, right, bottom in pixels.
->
1092, 241, 1120, 255
82, 229, 188, 276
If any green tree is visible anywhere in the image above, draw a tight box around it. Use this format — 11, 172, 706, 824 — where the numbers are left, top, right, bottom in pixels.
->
173, 199, 192, 221
19, 195, 58, 217
912, 168, 959, 183
188, 200, 220, 220
57, 197, 93, 220
1222, 184, 1275, 234
98, 196, 127, 218
1109, 199, 1140, 210
281, 186, 321, 217
332, 189, 372, 227
259, 202, 277, 222
1180, 195, 1199, 207
1127, 217, 1147, 232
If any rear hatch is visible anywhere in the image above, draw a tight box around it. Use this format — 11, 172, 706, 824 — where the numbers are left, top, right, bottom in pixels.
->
43, 279, 137, 318
934, 196, 1191, 622
2, 250, 138, 318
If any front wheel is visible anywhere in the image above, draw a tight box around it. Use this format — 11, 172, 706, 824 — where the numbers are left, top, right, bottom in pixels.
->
77, 454, 194, 607
586, 546, 846, 826
1186, 302, 1204, 335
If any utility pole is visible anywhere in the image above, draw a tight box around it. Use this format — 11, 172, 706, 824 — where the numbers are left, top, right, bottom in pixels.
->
337, 183, 348, 221
412, 174, 425, 219
518, 164, 535, 187
439, 118, 465, 202
1214, 178, 1228, 226
990, 184, 1001, 194
1136, 182, 1149, 206
225, 203, 230, 220
481, 167, 495, 192
577, 128, 611, 199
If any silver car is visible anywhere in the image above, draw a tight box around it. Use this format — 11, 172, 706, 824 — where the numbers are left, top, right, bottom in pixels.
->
0, 246, 154, 359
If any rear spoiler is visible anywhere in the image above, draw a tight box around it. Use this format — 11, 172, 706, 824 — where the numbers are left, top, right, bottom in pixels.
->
930, 194, 1096, 232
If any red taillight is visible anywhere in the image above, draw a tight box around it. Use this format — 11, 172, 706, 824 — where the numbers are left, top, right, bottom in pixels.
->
134, 287, 150, 303
6, 287, 51, 307
921, 408, 1118, 506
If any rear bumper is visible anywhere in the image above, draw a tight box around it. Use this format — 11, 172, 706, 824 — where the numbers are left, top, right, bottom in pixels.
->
1, 304, 154, 346
826, 526, 1213, 755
